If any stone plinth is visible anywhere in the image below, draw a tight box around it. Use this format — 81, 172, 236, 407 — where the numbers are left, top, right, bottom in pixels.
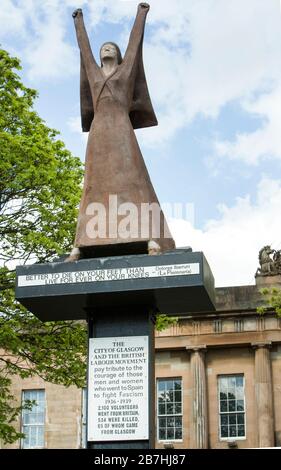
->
15, 250, 215, 321
255, 274, 281, 288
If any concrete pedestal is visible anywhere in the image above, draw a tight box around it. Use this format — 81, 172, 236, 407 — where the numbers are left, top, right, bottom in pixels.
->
15, 249, 215, 450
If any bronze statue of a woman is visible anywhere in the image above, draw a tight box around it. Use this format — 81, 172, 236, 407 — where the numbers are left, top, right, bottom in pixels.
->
69, 3, 175, 260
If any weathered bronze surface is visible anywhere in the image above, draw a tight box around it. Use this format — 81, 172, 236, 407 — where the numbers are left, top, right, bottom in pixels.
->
71, 3, 175, 258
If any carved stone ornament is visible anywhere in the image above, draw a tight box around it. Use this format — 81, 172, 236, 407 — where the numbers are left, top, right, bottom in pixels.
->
256, 245, 281, 277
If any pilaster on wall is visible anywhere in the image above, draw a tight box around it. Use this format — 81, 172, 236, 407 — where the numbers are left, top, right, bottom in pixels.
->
187, 345, 208, 448
252, 341, 275, 447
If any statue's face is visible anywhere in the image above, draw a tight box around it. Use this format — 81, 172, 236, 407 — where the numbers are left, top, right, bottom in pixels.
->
100, 43, 118, 63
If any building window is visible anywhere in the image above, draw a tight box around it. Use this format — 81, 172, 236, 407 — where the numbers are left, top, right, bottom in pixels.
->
157, 378, 182, 441
21, 390, 45, 449
218, 375, 245, 439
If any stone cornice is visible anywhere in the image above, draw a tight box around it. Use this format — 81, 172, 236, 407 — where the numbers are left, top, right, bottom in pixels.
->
251, 341, 272, 349
156, 331, 281, 351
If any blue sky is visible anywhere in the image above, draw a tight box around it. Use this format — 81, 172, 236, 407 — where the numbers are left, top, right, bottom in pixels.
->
1, 0, 281, 286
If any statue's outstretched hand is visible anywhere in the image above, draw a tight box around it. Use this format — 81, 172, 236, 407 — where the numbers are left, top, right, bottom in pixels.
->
72, 8, 83, 18
139, 3, 150, 11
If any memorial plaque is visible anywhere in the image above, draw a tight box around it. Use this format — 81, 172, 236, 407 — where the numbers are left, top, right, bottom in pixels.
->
17, 263, 200, 287
88, 336, 149, 441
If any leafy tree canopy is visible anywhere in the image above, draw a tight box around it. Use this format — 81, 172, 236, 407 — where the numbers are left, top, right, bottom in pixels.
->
0, 48, 86, 444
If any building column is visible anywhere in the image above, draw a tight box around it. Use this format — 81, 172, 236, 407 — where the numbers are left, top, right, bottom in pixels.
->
187, 345, 208, 448
252, 342, 275, 447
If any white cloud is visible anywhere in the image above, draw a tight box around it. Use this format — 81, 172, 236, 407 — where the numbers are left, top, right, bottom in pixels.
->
67, 115, 88, 143
169, 177, 281, 287
2, 0, 281, 154
215, 85, 281, 165
0, 0, 27, 37
25, 10, 77, 81
67, 115, 81, 133
0, 0, 77, 81
82, 0, 281, 154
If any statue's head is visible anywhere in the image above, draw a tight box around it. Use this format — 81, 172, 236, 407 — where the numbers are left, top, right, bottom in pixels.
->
100, 42, 122, 66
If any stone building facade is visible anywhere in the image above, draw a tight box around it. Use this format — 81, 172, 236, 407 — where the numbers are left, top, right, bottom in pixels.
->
2, 277, 281, 449
154, 280, 281, 449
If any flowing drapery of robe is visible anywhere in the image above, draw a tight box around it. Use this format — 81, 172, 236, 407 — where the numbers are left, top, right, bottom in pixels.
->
73, 5, 175, 255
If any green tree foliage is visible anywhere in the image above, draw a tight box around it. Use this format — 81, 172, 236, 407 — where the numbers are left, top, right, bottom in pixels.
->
257, 287, 281, 317
0, 49, 87, 444
155, 314, 178, 332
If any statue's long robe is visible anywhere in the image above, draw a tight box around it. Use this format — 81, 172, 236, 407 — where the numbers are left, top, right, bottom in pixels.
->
73, 7, 175, 255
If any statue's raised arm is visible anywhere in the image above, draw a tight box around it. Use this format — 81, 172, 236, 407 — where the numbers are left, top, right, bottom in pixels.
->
121, 3, 157, 129
123, 3, 150, 70
73, 8, 100, 132
72, 9, 99, 75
